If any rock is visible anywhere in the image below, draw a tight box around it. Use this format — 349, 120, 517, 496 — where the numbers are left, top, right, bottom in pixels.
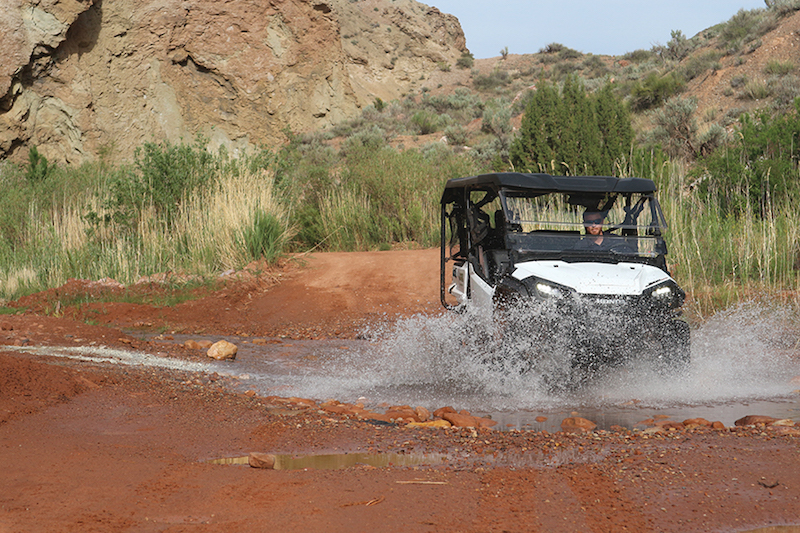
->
440, 412, 472, 427
252, 338, 268, 345
184, 340, 201, 350
433, 406, 457, 418
441, 412, 491, 428
735, 415, 777, 427
415, 406, 430, 422
0, 0, 467, 165
535, 416, 548, 423
682, 418, 711, 427
407, 419, 451, 429
248, 452, 276, 469
711, 421, 726, 430
561, 417, 597, 433
771, 419, 796, 427
386, 407, 420, 423
207, 340, 238, 360
197, 340, 214, 349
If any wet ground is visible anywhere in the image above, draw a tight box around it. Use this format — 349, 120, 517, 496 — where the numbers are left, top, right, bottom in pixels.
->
9, 299, 800, 432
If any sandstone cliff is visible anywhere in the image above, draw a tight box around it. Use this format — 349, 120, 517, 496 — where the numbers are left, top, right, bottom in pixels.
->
0, 0, 466, 165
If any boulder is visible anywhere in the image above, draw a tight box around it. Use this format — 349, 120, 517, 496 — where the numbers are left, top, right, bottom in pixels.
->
207, 340, 238, 360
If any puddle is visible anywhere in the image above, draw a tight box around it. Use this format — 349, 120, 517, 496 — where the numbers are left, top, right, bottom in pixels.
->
208, 452, 445, 470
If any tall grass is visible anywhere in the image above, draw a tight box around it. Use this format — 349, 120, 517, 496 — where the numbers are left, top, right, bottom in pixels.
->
646, 161, 800, 317
0, 163, 292, 302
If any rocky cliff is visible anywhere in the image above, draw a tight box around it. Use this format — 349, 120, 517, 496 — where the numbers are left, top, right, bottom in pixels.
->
0, 0, 466, 165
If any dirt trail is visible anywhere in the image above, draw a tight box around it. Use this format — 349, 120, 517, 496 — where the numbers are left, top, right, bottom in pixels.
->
2, 249, 800, 532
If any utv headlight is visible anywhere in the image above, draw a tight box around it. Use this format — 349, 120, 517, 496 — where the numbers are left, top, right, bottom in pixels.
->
645, 281, 685, 309
533, 280, 569, 300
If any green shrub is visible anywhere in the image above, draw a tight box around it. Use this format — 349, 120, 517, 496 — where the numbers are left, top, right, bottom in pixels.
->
629, 72, 686, 111
105, 135, 217, 228
24, 146, 53, 183
680, 51, 723, 80
764, 59, 795, 75
622, 49, 654, 63
456, 52, 474, 69
717, 8, 774, 54
647, 96, 699, 160
240, 210, 285, 262
739, 80, 772, 100
472, 69, 511, 91
410, 110, 441, 135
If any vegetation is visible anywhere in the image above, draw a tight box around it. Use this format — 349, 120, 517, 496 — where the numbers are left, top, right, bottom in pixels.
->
4, 2, 800, 317
509, 77, 633, 175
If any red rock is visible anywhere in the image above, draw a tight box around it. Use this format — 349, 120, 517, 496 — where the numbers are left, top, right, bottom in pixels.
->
248, 452, 276, 469
560, 417, 597, 433
385, 408, 420, 422
711, 421, 726, 430
475, 416, 498, 429
184, 340, 201, 349
735, 415, 777, 427
535, 416, 548, 423
197, 340, 213, 349
682, 418, 711, 427
433, 406, 456, 418
441, 412, 479, 428
415, 406, 430, 422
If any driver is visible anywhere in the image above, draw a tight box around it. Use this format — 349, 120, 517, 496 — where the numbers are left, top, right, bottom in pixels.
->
574, 210, 633, 252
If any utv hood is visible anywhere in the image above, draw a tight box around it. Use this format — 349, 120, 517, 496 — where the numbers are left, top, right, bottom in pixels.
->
512, 260, 671, 296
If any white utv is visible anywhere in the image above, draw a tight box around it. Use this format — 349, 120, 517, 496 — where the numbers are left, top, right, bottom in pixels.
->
440, 172, 690, 380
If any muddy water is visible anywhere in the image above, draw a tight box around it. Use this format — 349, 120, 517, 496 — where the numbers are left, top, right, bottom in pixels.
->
8, 302, 800, 431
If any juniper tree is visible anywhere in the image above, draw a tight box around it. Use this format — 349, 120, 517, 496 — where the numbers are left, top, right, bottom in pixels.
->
509, 76, 633, 176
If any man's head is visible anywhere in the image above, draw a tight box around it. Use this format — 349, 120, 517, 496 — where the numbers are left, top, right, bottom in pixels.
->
583, 210, 605, 236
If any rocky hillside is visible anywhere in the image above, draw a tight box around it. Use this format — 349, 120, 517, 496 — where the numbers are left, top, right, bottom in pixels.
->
0, 0, 466, 165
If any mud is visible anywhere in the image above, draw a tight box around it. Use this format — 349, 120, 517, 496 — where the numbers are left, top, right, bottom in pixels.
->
2, 249, 800, 532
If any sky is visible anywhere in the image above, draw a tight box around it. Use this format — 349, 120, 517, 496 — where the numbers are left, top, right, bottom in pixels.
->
427, 1, 769, 59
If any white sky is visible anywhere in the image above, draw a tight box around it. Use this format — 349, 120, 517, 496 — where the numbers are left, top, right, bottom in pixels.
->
427, 1, 769, 58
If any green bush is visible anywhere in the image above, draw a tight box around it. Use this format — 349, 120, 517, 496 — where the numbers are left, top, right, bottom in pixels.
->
764, 59, 795, 75
456, 52, 474, 69
410, 110, 441, 135
24, 146, 53, 183
629, 72, 686, 111
473, 70, 511, 91
693, 100, 800, 215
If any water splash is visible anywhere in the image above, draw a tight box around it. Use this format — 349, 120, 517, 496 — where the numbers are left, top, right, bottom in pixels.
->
309, 301, 800, 412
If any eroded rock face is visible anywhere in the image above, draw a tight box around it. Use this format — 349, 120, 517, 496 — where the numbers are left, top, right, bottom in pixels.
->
0, 0, 466, 165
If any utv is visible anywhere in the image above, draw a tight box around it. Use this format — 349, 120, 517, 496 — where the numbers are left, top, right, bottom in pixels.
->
440, 172, 690, 377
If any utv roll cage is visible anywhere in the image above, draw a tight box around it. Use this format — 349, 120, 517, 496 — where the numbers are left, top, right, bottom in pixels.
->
440, 172, 668, 309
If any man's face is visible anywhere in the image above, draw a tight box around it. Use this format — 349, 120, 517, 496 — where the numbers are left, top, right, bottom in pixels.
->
584, 213, 604, 235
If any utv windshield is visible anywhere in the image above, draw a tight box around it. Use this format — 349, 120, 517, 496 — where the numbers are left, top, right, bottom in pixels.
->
499, 190, 668, 262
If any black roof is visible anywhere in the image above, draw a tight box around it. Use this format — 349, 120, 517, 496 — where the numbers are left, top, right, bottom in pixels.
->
442, 173, 656, 203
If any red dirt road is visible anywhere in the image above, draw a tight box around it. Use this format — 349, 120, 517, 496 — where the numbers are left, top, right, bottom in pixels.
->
2, 250, 800, 532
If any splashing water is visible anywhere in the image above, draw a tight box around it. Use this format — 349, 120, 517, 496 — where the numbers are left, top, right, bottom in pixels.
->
291, 301, 800, 413
7, 302, 799, 425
